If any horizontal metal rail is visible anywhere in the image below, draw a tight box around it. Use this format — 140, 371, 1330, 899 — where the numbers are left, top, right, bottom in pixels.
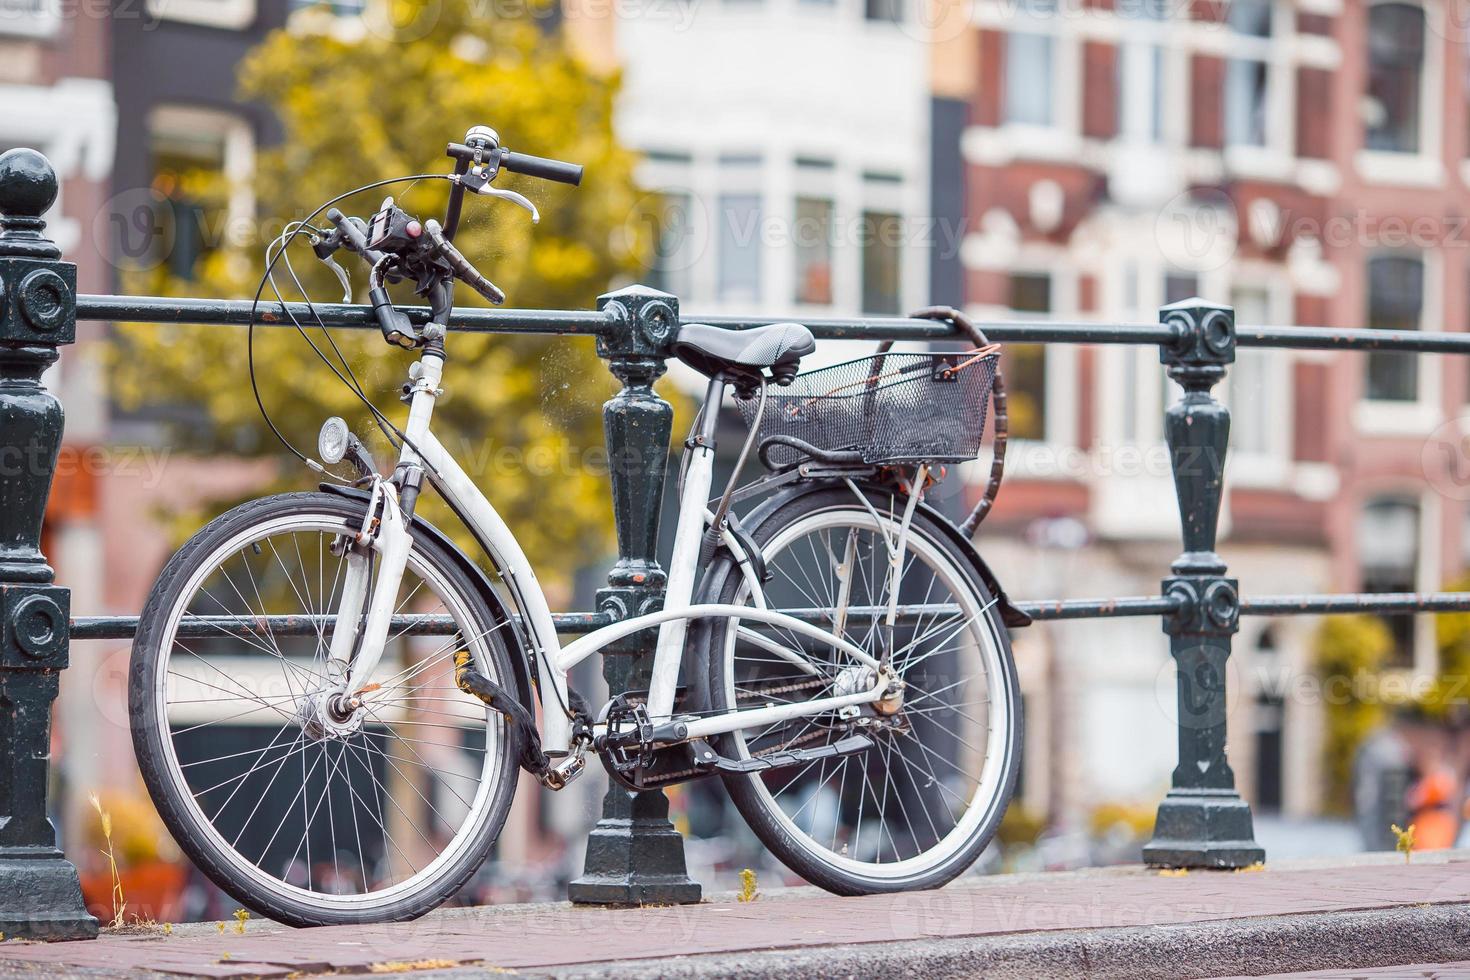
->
83, 294, 1470, 353
1240, 592, 1470, 615
73, 591, 1470, 642
78, 295, 613, 336
70, 598, 1165, 641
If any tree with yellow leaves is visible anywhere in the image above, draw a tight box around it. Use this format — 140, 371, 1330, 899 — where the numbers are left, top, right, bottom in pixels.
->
112, 0, 661, 584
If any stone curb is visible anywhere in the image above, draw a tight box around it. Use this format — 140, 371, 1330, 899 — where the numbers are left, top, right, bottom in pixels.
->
516, 902, 1470, 980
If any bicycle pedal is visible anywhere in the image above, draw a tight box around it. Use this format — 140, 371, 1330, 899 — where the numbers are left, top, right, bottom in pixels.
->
710, 734, 873, 774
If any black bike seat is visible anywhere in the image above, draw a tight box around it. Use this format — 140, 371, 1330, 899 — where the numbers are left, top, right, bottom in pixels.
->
671, 321, 815, 385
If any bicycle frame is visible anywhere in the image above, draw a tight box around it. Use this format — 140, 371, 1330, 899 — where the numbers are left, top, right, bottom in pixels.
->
326, 345, 908, 765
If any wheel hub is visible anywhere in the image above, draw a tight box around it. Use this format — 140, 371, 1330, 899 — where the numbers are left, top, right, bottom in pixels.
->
295, 688, 366, 740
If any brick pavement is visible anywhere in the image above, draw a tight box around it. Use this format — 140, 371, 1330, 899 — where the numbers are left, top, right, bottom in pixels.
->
0, 859, 1466, 977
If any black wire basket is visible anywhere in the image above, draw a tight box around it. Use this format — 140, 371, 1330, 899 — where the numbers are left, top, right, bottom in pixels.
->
737, 348, 1000, 467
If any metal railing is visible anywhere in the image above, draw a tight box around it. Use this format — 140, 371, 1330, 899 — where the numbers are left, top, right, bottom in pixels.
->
3, 147, 1468, 938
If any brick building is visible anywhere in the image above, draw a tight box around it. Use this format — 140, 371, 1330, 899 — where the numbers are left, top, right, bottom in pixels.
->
2, 0, 116, 853
947, 0, 1470, 832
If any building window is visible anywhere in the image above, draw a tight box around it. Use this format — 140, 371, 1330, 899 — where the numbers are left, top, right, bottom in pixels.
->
645, 191, 695, 298
1004, 0, 1058, 126
147, 106, 254, 282
717, 193, 762, 303
1358, 496, 1420, 667
1365, 253, 1423, 401
0, 0, 60, 38
860, 210, 902, 315
793, 196, 834, 306
1365, 2, 1427, 154
865, 0, 901, 22
1224, 0, 1273, 147
288, 0, 364, 13
145, 0, 255, 28
1229, 286, 1274, 456
1164, 271, 1198, 305
1116, 0, 1166, 143
1007, 273, 1050, 440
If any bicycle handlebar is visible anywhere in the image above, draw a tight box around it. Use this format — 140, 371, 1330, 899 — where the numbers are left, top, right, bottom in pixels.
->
500, 151, 583, 186
325, 208, 389, 267
445, 140, 584, 187
422, 219, 505, 306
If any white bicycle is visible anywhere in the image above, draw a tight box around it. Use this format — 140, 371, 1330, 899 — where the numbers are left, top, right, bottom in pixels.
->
130, 127, 1025, 925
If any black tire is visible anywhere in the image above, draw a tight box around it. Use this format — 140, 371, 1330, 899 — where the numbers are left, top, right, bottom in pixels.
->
130, 492, 519, 927
701, 484, 1022, 895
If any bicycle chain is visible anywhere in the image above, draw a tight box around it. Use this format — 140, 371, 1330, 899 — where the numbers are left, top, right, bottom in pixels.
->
633, 677, 866, 787
736, 676, 830, 701
638, 725, 843, 787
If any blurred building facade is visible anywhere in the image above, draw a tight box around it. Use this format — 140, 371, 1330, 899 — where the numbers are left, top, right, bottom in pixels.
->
3, 0, 116, 854
15, 0, 1470, 893
952, 0, 1470, 835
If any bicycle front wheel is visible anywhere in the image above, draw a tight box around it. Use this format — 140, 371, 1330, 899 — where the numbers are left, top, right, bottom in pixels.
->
130, 492, 520, 926
703, 485, 1021, 894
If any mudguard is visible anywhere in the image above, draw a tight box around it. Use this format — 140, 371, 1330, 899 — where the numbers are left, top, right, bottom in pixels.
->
318, 483, 539, 713
696, 479, 1031, 628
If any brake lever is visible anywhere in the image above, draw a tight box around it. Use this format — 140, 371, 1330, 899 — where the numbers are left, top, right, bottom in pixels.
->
456, 172, 540, 224
321, 254, 352, 303
480, 186, 539, 224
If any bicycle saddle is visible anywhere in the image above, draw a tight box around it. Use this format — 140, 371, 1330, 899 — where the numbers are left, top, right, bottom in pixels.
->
671, 321, 815, 386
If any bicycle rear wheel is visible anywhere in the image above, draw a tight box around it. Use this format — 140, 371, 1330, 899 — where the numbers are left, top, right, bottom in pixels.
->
130, 492, 519, 926
702, 484, 1021, 893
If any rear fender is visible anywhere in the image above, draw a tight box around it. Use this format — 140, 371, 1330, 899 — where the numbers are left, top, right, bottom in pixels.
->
694, 480, 1030, 628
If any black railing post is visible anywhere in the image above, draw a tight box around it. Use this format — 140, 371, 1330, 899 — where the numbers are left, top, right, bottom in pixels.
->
1142, 299, 1264, 869
0, 149, 98, 939
567, 285, 701, 906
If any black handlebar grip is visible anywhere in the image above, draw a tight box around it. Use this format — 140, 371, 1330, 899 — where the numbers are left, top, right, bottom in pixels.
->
423, 220, 505, 305
326, 208, 389, 267
500, 151, 583, 186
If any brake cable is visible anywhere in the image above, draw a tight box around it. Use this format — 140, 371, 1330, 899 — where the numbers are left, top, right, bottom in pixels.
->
246, 173, 456, 470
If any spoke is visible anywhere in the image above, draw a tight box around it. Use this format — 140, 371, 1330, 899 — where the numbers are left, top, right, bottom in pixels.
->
221, 729, 313, 850
897, 729, 978, 805
890, 736, 943, 845
165, 664, 300, 723
169, 695, 304, 737
256, 745, 326, 869
877, 737, 922, 860
350, 735, 455, 843
231, 550, 301, 697
269, 537, 328, 664
892, 737, 958, 828
344, 735, 417, 886
193, 721, 295, 807
360, 709, 479, 813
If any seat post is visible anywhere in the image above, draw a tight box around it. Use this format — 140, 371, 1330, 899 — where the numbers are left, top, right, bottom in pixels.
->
695, 374, 726, 453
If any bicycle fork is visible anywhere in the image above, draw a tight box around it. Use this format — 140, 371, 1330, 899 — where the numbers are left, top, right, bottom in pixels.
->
325, 348, 444, 706
322, 477, 414, 710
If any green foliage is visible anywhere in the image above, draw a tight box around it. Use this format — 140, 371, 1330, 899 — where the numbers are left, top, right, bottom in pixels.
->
1425, 573, 1470, 717
1313, 614, 1393, 814
994, 803, 1045, 848
1391, 822, 1416, 862
1088, 800, 1155, 841
110, 4, 661, 583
